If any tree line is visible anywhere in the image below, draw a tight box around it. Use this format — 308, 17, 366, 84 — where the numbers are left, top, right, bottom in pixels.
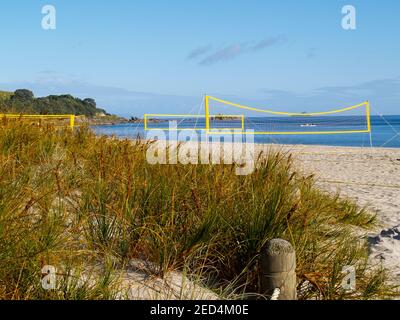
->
0, 89, 108, 117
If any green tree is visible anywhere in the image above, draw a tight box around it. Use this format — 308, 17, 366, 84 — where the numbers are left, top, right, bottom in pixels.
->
12, 89, 34, 102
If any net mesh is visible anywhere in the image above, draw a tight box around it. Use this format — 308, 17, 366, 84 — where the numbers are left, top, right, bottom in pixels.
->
144, 96, 371, 135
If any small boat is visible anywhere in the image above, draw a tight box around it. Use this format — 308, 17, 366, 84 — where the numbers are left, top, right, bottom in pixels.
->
300, 123, 317, 127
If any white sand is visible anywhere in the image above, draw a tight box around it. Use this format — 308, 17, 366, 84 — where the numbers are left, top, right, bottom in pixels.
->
118, 259, 218, 300
146, 139, 400, 290
258, 144, 400, 282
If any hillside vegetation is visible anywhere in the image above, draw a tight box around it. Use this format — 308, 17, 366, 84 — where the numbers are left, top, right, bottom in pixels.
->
0, 91, 12, 101
0, 89, 107, 116
0, 121, 395, 300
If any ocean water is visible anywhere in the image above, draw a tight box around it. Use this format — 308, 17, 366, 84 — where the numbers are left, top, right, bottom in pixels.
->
92, 115, 400, 148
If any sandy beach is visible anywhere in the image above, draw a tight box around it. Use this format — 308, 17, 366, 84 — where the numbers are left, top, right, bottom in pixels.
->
261, 144, 400, 281
149, 138, 400, 283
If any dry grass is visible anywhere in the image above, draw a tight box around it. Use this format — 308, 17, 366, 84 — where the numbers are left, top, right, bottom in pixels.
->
0, 121, 396, 300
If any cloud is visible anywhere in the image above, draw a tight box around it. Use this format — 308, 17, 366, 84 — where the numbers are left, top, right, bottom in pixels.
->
187, 45, 212, 60
3, 72, 399, 117
199, 44, 245, 66
314, 77, 400, 98
251, 35, 286, 51
256, 77, 400, 114
190, 35, 286, 66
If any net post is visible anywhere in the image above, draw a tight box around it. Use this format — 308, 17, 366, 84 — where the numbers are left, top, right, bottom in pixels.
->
205, 95, 210, 132
144, 114, 148, 131
70, 115, 75, 128
366, 101, 372, 132
366, 101, 373, 148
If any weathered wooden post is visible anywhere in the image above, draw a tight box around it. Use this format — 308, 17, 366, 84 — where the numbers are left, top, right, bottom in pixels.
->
260, 238, 297, 300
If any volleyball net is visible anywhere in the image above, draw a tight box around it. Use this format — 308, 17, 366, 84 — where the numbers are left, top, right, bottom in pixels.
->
205, 96, 371, 135
144, 95, 371, 135
0, 114, 77, 128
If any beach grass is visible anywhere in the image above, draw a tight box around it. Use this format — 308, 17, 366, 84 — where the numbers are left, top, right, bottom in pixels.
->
0, 121, 396, 300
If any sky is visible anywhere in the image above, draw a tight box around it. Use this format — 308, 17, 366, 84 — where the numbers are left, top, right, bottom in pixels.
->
0, 0, 399, 116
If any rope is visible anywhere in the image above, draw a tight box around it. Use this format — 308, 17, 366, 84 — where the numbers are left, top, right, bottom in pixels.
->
205, 96, 371, 135
371, 105, 400, 148
270, 288, 281, 300
207, 95, 368, 116
191, 94, 205, 136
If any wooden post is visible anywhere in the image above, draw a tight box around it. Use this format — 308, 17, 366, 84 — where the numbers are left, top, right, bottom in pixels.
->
260, 239, 297, 300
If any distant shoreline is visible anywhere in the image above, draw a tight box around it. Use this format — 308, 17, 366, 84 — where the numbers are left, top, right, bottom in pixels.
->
92, 127, 400, 149
98, 137, 400, 152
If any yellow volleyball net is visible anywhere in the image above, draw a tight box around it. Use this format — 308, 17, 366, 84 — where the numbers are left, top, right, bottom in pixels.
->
144, 95, 371, 136
205, 95, 371, 135
0, 114, 77, 128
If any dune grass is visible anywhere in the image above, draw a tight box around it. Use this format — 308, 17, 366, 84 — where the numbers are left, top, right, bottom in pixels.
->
0, 121, 396, 300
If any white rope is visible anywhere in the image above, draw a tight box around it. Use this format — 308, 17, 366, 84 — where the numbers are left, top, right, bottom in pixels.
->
175, 95, 204, 138
370, 105, 400, 147
193, 94, 205, 130
381, 132, 400, 148
270, 288, 281, 300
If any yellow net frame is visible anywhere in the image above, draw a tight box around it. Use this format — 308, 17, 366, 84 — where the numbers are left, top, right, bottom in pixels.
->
143, 95, 372, 135
0, 114, 77, 128
205, 95, 372, 135
144, 114, 245, 131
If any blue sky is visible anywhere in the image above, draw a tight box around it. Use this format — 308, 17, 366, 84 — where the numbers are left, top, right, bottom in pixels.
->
0, 0, 399, 116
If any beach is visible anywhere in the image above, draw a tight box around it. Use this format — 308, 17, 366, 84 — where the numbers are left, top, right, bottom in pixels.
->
259, 144, 400, 280
1, 120, 398, 299
121, 134, 400, 283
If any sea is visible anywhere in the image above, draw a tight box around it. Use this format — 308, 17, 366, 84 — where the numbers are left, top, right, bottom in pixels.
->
92, 115, 400, 148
